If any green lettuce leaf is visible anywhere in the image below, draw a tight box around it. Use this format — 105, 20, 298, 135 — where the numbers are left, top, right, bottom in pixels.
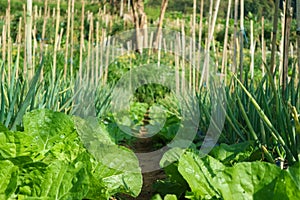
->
17, 159, 89, 199
0, 109, 143, 199
178, 151, 300, 199
74, 117, 142, 198
0, 131, 17, 159
0, 160, 18, 199
22, 109, 81, 162
209, 141, 257, 165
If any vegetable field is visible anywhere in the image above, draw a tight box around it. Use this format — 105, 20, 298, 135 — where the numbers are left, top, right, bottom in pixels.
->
0, 0, 300, 199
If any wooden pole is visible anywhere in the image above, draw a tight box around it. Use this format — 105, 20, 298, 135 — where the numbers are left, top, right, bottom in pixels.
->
233, 0, 239, 74
297, 0, 300, 81
1, 24, 6, 67
279, 1, 286, 86
64, 0, 72, 79
192, 0, 196, 92
120, 0, 124, 17
96, 21, 99, 84
262, 16, 266, 76
196, 0, 204, 90
250, 19, 255, 79
15, 17, 22, 80
239, 0, 244, 82
70, 0, 75, 79
26, 0, 33, 80
153, 0, 168, 50
23, 4, 27, 78
221, 0, 232, 82
79, 0, 85, 84
87, 13, 94, 82
200, 0, 213, 87
271, 0, 279, 74
7, 0, 11, 84
181, 20, 185, 92
282, 0, 292, 96
201, 0, 220, 86
52, 0, 60, 81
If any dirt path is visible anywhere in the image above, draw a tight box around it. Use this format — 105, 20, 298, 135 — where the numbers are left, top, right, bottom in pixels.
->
119, 110, 167, 199
134, 136, 166, 199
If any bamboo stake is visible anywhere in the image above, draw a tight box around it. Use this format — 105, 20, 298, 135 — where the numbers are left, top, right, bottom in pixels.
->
233, 0, 238, 74
127, 0, 130, 12
53, 0, 60, 81
291, 43, 294, 80
157, 32, 162, 67
175, 35, 180, 93
7, 0, 10, 39
100, 28, 105, 84
87, 13, 94, 82
70, 0, 75, 79
221, 0, 232, 83
64, 0, 71, 79
279, 2, 286, 86
40, 0, 48, 80
32, 5, 38, 72
196, 0, 204, 90
23, 4, 27, 78
79, 0, 85, 84
200, 0, 213, 87
250, 19, 255, 79
120, 0, 124, 17
198, 0, 204, 50
239, 0, 244, 82
58, 27, 64, 50
7, 0, 11, 85
282, 0, 292, 95
153, 0, 168, 50
297, 0, 300, 81
91, 18, 95, 85
52, 7, 55, 18
297, 40, 300, 84
15, 17, 22, 80
32, 26, 38, 71
96, 21, 99, 84
201, 0, 220, 87
1, 20, 6, 82
26, 0, 33, 80
271, 0, 279, 74
192, 0, 196, 92
1, 22, 6, 68
147, 31, 154, 64
261, 17, 266, 76
181, 20, 185, 92
189, 38, 192, 91
104, 36, 111, 85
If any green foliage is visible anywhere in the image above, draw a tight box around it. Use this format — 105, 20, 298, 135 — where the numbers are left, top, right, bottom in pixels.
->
155, 148, 188, 198
145, 6, 161, 21
0, 109, 142, 199
151, 194, 178, 200
209, 141, 260, 165
178, 151, 300, 199
157, 144, 300, 199
134, 83, 171, 105
199, 72, 300, 164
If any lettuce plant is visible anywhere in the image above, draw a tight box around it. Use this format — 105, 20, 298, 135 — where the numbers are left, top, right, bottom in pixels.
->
0, 109, 142, 199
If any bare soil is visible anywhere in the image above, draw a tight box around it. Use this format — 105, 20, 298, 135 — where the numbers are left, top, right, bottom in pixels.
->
118, 127, 167, 199
117, 110, 167, 199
